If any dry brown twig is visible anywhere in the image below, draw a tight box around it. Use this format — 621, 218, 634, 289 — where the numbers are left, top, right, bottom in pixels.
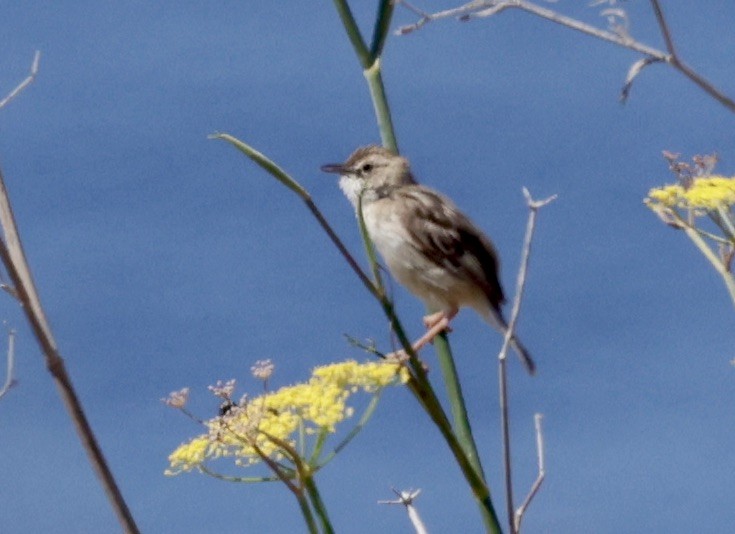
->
0, 52, 140, 532
395, 0, 735, 112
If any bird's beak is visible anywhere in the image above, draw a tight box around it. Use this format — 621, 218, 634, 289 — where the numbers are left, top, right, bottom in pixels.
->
320, 163, 347, 174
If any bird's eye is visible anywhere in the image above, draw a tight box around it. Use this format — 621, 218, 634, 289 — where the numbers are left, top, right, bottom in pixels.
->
361, 163, 373, 173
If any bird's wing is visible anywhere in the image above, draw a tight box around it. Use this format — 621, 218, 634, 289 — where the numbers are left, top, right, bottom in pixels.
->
398, 186, 506, 307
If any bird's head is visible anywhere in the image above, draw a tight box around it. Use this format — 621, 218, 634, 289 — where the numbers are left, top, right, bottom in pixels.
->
321, 145, 415, 208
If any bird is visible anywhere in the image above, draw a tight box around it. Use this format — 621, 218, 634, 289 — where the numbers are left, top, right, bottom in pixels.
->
321, 145, 535, 375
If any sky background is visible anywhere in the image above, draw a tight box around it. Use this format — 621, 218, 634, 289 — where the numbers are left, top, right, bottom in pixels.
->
1, 1, 734, 532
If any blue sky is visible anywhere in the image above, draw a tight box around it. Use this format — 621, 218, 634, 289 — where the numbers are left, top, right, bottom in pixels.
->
1, 1, 734, 532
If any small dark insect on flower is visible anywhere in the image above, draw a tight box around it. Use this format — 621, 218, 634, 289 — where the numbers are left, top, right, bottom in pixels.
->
219, 400, 236, 416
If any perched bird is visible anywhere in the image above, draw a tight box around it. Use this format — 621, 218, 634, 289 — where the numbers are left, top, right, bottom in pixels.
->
321, 145, 535, 375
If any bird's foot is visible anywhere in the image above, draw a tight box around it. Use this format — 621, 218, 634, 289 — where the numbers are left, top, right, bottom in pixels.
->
415, 309, 458, 350
422, 311, 453, 333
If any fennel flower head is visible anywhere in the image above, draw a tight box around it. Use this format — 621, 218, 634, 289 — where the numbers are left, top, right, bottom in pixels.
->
646, 175, 735, 213
166, 360, 407, 476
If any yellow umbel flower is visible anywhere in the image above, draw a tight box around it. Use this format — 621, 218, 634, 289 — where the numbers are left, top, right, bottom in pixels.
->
646, 175, 735, 211
166, 360, 406, 475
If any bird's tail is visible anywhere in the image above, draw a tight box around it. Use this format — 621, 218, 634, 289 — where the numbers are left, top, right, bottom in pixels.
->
509, 335, 536, 376
484, 307, 536, 375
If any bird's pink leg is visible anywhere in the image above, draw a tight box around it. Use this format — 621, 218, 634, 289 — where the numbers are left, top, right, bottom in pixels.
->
385, 309, 458, 362
413, 308, 458, 351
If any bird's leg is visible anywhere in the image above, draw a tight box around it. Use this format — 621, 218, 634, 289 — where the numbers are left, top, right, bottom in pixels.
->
422, 310, 452, 331
385, 309, 458, 362
414, 308, 458, 351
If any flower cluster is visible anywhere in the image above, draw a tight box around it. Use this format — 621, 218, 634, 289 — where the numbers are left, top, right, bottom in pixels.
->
646, 175, 735, 212
166, 360, 407, 476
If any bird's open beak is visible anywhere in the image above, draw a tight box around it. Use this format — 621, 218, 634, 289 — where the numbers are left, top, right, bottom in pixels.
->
320, 163, 347, 174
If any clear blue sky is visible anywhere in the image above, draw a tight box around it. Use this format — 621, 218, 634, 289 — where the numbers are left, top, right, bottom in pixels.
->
1, 2, 733, 532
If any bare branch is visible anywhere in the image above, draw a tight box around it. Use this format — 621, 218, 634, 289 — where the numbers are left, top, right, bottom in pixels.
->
0, 328, 17, 400
498, 188, 556, 534
0, 51, 41, 110
514, 413, 546, 532
0, 164, 140, 532
649, 0, 676, 57
396, 1, 735, 112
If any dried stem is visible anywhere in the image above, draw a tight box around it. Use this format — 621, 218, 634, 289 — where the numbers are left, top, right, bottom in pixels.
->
378, 489, 428, 534
0, 328, 17, 399
396, 0, 735, 112
514, 413, 546, 532
498, 188, 556, 534
0, 51, 40, 110
0, 166, 139, 533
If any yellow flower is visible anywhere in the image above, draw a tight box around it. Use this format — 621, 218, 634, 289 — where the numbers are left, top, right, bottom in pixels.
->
647, 175, 735, 211
165, 360, 406, 474
166, 436, 217, 475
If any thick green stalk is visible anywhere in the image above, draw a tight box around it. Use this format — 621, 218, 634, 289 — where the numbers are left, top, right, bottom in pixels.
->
304, 475, 335, 534
433, 333, 486, 480
370, 0, 395, 59
296, 490, 320, 534
363, 61, 398, 153
331, 0, 370, 66
403, 376, 501, 533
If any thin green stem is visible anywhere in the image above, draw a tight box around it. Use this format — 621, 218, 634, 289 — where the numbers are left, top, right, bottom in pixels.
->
304, 475, 335, 534
370, 0, 396, 60
331, 0, 371, 67
264, 432, 335, 534
364, 61, 399, 153
296, 490, 320, 534
309, 428, 330, 466
357, 194, 385, 289
714, 206, 735, 241
683, 224, 735, 307
403, 376, 502, 533
198, 464, 282, 484
433, 333, 486, 480
321, 391, 384, 465
213, 134, 379, 299
330, 0, 398, 151
671, 211, 735, 307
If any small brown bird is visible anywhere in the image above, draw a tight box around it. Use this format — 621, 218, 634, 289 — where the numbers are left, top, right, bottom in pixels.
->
321, 145, 535, 375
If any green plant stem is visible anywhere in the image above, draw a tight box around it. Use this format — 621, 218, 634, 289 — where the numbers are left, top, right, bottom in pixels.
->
714, 206, 735, 241
331, 0, 370, 66
323, 391, 383, 463
296, 490, 320, 534
370, 0, 395, 58
331, 0, 399, 152
304, 475, 335, 534
682, 222, 735, 307
404, 376, 501, 533
364, 61, 399, 153
433, 333, 486, 479
212, 134, 379, 299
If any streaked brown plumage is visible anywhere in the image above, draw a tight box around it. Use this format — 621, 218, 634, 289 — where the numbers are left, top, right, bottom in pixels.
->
321, 145, 535, 375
